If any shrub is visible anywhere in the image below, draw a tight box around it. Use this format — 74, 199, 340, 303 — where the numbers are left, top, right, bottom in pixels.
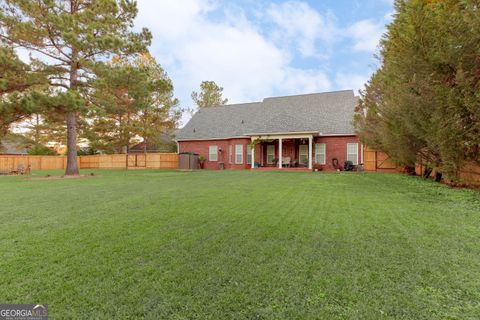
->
28, 145, 57, 155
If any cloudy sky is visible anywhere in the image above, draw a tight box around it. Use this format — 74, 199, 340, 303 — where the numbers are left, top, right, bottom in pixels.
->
135, 0, 394, 124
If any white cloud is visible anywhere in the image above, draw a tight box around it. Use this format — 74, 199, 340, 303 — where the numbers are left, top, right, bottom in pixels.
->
280, 68, 331, 94
15, 48, 31, 63
133, 0, 392, 125
136, 0, 333, 125
347, 19, 385, 52
263, 1, 337, 58
335, 73, 369, 92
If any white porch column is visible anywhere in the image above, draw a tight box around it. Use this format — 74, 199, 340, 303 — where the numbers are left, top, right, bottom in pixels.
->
278, 138, 283, 169
361, 143, 364, 164
308, 136, 313, 170
251, 144, 255, 169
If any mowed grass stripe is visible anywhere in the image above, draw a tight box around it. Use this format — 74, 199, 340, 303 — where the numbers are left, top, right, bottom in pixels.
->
0, 170, 479, 319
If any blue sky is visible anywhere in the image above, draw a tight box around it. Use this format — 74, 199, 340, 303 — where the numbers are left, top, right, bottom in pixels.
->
135, 0, 394, 124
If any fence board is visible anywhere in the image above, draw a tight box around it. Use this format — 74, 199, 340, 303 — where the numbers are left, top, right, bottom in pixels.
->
363, 148, 377, 172
363, 147, 397, 172
458, 162, 480, 186
365, 147, 480, 186
0, 153, 178, 172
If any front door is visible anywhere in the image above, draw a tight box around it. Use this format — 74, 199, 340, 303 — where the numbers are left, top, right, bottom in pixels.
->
299, 145, 308, 166
267, 145, 275, 165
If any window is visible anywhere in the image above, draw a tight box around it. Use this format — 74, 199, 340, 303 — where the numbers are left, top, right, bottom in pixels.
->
347, 143, 358, 165
235, 144, 243, 164
229, 145, 233, 164
267, 145, 275, 164
246, 145, 252, 164
299, 145, 308, 165
315, 143, 326, 164
209, 145, 218, 161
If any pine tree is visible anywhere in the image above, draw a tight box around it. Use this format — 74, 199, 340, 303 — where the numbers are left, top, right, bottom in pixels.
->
191, 81, 228, 108
0, 0, 151, 175
88, 53, 180, 154
131, 53, 180, 153
355, 0, 480, 179
0, 45, 46, 139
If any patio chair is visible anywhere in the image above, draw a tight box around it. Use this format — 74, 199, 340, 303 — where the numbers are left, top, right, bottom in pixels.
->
282, 157, 291, 168
16, 164, 26, 175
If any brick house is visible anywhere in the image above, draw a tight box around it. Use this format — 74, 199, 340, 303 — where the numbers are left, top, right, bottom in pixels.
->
176, 90, 362, 171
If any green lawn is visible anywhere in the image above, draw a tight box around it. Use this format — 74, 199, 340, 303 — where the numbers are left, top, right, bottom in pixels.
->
0, 170, 479, 319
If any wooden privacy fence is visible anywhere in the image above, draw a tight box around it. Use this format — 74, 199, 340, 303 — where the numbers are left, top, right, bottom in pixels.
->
363, 147, 399, 172
364, 147, 480, 186
416, 161, 480, 186
458, 162, 480, 186
0, 153, 178, 172
0, 155, 67, 171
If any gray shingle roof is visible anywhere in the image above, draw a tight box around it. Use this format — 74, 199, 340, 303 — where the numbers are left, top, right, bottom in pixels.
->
176, 90, 358, 140
0, 140, 28, 154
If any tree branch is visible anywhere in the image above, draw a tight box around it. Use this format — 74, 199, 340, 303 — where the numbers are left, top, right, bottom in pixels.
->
0, 34, 71, 64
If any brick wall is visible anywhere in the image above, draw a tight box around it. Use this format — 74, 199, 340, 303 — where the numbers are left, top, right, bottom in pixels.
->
315, 136, 361, 170
178, 135, 361, 171
178, 138, 252, 170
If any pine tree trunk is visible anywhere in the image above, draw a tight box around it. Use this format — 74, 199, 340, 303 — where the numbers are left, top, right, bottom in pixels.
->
34, 114, 40, 145
65, 48, 79, 176
65, 111, 79, 175
126, 112, 131, 154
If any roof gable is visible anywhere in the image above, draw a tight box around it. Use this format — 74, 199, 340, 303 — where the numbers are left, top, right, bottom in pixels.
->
177, 90, 358, 140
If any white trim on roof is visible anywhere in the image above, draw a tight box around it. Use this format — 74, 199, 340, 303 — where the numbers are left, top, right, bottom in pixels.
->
244, 131, 319, 136
176, 136, 249, 142
175, 132, 356, 142
319, 133, 357, 137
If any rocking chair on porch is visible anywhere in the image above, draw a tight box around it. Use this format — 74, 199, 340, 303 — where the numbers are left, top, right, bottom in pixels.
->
281, 157, 291, 168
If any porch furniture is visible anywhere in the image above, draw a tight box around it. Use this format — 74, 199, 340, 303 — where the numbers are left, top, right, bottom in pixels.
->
298, 159, 308, 168
282, 157, 291, 168
13, 164, 26, 175
344, 160, 355, 171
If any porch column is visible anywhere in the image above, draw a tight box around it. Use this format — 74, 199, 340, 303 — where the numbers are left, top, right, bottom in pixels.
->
361, 143, 364, 164
278, 138, 283, 169
251, 143, 255, 169
308, 136, 313, 170
260, 144, 264, 167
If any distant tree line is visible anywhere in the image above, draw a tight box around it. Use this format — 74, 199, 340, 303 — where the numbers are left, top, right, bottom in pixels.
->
354, 0, 480, 181
0, 0, 183, 175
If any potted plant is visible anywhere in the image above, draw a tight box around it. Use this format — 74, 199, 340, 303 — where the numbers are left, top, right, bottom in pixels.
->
198, 155, 206, 169
313, 163, 324, 172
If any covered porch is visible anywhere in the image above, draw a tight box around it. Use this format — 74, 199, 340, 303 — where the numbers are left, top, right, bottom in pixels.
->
247, 132, 318, 170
